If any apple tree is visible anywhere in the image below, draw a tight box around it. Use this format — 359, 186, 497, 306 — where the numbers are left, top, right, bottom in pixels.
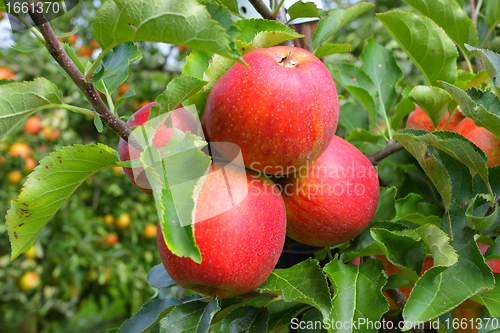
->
2, 0, 500, 332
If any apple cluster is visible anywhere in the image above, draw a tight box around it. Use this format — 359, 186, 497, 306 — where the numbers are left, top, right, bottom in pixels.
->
118, 46, 380, 298
407, 106, 500, 167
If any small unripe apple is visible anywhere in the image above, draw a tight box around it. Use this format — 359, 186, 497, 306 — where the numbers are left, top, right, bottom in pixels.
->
144, 223, 157, 238
42, 126, 60, 141
406, 106, 464, 131
115, 213, 130, 230
24, 157, 37, 172
281, 136, 379, 247
7, 170, 22, 184
204, 46, 339, 175
158, 163, 286, 298
0, 67, 14, 80
23, 116, 41, 134
78, 45, 93, 57
118, 102, 200, 195
19, 271, 40, 291
103, 214, 114, 225
24, 245, 37, 259
454, 118, 500, 167
107, 234, 119, 245
9, 142, 30, 158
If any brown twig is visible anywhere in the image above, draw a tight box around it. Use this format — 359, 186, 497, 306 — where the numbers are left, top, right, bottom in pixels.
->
248, 0, 273, 20
485, 195, 500, 217
365, 141, 405, 166
470, 0, 478, 25
28, 6, 142, 151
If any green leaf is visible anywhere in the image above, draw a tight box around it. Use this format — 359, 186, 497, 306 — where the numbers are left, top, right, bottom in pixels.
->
0, 78, 62, 139
220, 306, 269, 333
345, 128, 381, 144
92, 0, 242, 62
258, 258, 332, 318
297, 309, 327, 333
337, 102, 369, 132
371, 228, 426, 284
376, 11, 458, 86
147, 263, 175, 288
440, 152, 474, 217
267, 302, 311, 333
404, 0, 478, 51
93, 42, 142, 95
466, 194, 499, 231
465, 45, 500, 92
115, 89, 136, 113
215, 0, 239, 14
286, 1, 328, 24
441, 82, 500, 140
312, 2, 374, 53
138, 131, 211, 262
391, 99, 416, 130
478, 308, 500, 332
93, 115, 104, 133
360, 37, 404, 119
160, 298, 220, 333
328, 63, 376, 121
234, 19, 303, 53
11, 44, 42, 52
55, 26, 78, 38
392, 193, 442, 226
414, 224, 457, 267
394, 130, 453, 211
323, 259, 389, 331
484, 237, 500, 261
119, 298, 181, 333
411, 130, 489, 190
340, 222, 408, 262
403, 228, 495, 327
150, 76, 207, 119
6, 144, 119, 260
314, 43, 350, 59
476, 274, 500, 317
407, 86, 452, 130
62, 43, 86, 74
373, 187, 397, 222
182, 50, 213, 80
486, 0, 500, 32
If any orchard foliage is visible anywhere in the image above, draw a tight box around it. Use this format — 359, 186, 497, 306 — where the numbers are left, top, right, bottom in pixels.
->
3, 0, 500, 332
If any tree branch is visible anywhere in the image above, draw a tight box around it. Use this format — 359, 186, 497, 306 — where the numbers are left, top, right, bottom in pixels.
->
485, 195, 500, 217
365, 141, 405, 166
248, 0, 273, 20
28, 6, 142, 151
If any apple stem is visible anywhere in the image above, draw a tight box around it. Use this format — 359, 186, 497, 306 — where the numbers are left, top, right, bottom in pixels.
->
278, 52, 296, 68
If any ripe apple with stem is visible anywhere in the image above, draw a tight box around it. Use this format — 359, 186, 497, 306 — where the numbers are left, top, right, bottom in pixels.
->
204, 46, 339, 176
281, 136, 379, 247
157, 163, 286, 298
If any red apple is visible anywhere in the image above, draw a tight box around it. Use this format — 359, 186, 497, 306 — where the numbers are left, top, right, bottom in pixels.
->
23, 116, 41, 135
477, 242, 500, 273
406, 106, 464, 131
454, 118, 500, 167
204, 46, 339, 176
118, 102, 200, 195
157, 163, 286, 298
19, 271, 40, 291
281, 136, 379, 247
